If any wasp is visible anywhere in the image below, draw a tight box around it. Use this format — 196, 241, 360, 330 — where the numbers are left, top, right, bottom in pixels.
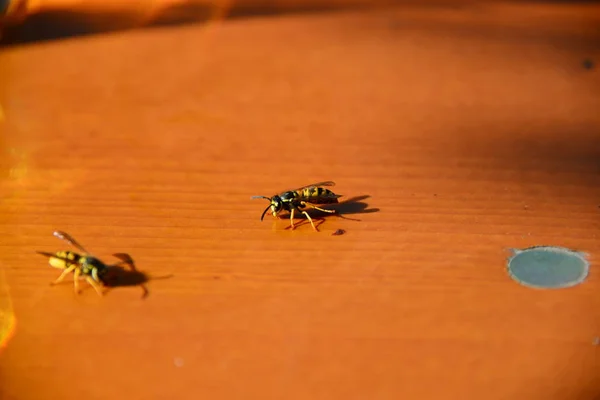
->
252, 181, 342, 231
36, 231, 133, 296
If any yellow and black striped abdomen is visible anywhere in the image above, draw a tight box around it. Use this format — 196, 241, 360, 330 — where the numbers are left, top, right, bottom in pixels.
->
299, 186, 341, 204
48, 251, 81, 269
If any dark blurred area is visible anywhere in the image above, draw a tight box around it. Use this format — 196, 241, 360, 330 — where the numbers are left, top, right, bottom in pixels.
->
0, 0, 370, 46
1, 0, 599, 47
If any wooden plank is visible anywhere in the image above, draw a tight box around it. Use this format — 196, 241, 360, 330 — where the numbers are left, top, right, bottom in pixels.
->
1, 2, 599, 399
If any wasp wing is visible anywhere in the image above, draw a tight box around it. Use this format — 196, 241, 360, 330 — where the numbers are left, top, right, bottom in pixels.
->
292, 181, 336, 191
53, 231, 89, 254
278, 181, 337, 194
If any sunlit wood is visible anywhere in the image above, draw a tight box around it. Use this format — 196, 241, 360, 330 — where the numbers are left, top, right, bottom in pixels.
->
1, 2, 599, 399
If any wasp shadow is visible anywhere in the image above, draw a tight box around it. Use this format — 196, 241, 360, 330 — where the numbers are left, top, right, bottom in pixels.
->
335, 195, 380, 218
100, 254, 173, 299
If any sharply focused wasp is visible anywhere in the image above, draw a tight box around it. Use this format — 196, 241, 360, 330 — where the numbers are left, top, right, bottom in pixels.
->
252, 181, 342, 231
37, 231, 134, 296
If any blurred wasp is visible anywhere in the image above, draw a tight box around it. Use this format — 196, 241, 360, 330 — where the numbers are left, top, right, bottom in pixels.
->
252, 181, 342, 232
37, 231, 134, 296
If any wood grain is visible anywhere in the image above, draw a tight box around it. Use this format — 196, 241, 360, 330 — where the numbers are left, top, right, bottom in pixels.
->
1, 2, 600, 399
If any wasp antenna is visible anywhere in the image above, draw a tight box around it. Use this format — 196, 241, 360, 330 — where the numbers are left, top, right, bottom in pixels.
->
260, 204, 271, 221
36, 251, 56, 258
251, 196, 271, 201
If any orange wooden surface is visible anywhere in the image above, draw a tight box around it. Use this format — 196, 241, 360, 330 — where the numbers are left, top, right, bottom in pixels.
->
1, 2, 600, 399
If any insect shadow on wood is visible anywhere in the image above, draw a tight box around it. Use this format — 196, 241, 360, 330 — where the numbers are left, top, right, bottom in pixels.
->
100, 253, 173, 299
335, 195, 379, 219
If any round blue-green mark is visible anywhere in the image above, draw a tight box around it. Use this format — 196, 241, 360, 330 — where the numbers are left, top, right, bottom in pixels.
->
507, 246, 590, 289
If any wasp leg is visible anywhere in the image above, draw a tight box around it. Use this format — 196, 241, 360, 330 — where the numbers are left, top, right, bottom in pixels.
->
289, 208, 296, 230
301, 202, 336, 214
51, 264, 77, 286
73, 268, 81, 294
86, 277, 104, 296
300, 211, 319, 232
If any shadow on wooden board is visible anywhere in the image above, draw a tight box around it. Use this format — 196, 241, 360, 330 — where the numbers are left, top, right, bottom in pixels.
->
2, 0, 600, 47
99, 255, 174, 299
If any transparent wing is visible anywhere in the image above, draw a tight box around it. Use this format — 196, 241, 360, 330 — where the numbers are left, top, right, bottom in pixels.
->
53, 231, 89, 254
289, 181, 336, 192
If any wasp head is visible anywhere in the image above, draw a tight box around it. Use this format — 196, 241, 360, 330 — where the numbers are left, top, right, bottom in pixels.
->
252, 195, 284, 221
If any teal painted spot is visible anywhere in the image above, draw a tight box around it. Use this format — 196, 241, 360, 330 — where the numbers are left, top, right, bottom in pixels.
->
507, 246, 589, 289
